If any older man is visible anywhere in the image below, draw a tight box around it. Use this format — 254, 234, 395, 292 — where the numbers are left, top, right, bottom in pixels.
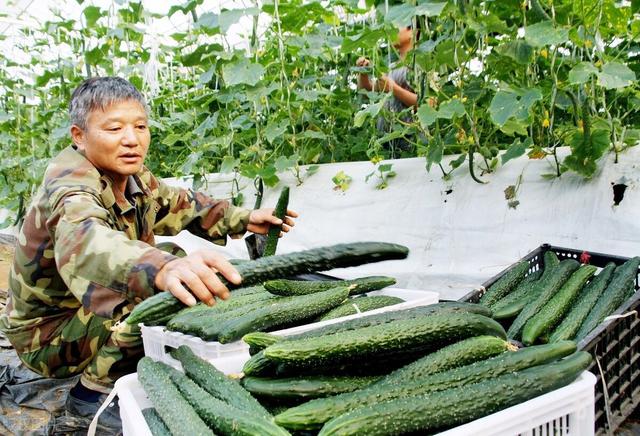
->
0, 77, 296, 430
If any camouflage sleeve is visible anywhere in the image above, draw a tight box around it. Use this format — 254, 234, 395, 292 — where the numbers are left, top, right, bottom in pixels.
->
51, 191, 177, 318
152, 178, 251, 245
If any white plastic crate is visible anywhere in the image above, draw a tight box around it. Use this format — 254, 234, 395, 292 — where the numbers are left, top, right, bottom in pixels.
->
141, 287, 438, 374
116, 370, 596, 436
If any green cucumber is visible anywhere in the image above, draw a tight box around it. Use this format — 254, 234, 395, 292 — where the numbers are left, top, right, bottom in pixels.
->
274, 341, 577, 430
137, 357, 213, 436
126, 242, 409, 325
263, 186, 289, 257
378, 335, 514, 385
318, 351, 592, 435
264, 276, 396, 296
550, 263, 616, 342
242, 375, 381, 400
264, 312, 506, 369
522, 265, 597, 345
575, 256, 640, 342
243, 349, 278, 376
161, 363, 289, 436
244, 331, 282, 349
317, 295, 404, 321
491, 270, 543, 319
171, 345, 270, 418
479, 261, 529, 307
142, 408, 171, 436
507, 259, 580, 340
217, 287, 350, 343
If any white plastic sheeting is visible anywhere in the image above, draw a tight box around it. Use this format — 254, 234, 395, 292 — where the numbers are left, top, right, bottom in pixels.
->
159, 146, 640, 300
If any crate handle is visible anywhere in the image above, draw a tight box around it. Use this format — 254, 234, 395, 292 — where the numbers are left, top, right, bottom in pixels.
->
87, 386, 120, 436
603, 310, 638, 322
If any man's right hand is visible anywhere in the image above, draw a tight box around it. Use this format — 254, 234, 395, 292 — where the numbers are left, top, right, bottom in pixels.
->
356, 57, 371, 68
154, 251, 242, 307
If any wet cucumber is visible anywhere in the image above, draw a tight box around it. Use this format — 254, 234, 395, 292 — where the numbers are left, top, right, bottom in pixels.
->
217, 287, 350, 343
522, 265, 597, 345
549, 263, 616, 342
317, 295, 404, 321
318, 351, 591, 435
479, 261, 529, 307
127, 242, 409, 325
263, 312, 506, 369
264, 276, 396, 296
575, 257, 640, 342
275, 341, 577, 430
507, 259, 580, 340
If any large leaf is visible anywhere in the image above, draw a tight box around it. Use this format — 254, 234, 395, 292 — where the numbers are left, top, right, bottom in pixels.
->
417, 105, 437, 128
341, 28, 387, 52
384, 1, 447, 27
563, 128, 611, 178
264, 119, 289, 143
524, 21, 569, 47
219, 7, 260, 33
437, 99, 466, 119
568, 62, 599, 84
354, 101, 383, 128
597, 62, 636, 89
222, 58, 264, 86
501, 138, 532, 165
496, 40, 534, 65
489, 91, 520, 127
83, 6, 103, 27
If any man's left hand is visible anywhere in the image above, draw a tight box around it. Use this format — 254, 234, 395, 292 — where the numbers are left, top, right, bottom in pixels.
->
247, 208, 298, 236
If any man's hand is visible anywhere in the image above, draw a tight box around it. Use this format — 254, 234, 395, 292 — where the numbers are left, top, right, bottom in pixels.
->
378, 74, 395, 93
155, 251, 242, 307
247, 208, 298, 235
356, 57, 371, 68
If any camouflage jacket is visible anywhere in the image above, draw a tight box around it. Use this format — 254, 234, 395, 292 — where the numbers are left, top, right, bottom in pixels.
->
0, 146, 250, 354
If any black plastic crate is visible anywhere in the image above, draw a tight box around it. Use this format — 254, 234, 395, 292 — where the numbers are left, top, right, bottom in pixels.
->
460, 243, 640, 436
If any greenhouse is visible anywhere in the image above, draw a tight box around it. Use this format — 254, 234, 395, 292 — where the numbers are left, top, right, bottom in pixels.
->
0, 0, 639, 434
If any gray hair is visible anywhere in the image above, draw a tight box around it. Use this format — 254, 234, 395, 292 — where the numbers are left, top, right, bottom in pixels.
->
69, 77, 148, 130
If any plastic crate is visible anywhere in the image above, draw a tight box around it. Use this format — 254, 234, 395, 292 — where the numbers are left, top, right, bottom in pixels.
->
141, 287, 438, 374
460, 243, 640, 436
115, 370, 595, 436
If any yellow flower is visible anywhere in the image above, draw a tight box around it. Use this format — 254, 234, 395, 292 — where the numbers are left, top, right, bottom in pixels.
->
540, 49, 548, 59
371, 155, 384, 165
584, 40, 593, 48
542, 118, 550, 128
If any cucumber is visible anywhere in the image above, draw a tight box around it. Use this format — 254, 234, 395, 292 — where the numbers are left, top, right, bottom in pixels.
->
263, 312, 506, 369
230, 284, 268, 297
243, 349, 278, 376
171, 345, 270, 418
161, 363, 289, 436
275, 341, 577, 430
242, 375, 381, 400
244, 331, 282, 350
575, 256, 640, 342
542, 251, 561, 273
263, 186, 289, 257
507, 259, 580, 340
126, 242, 409, 325
142, 408, 171, 436
491, 270, 543, 319
318, 351, 592, 435
217, 287, 350, 343
479, 261, 529, 307
264, 276, 396, 296
317, 295, 404, 321
378, 335, 514, 385
549, 263, 616, 342
522, 265, 597, 345
137, 357, 213, 436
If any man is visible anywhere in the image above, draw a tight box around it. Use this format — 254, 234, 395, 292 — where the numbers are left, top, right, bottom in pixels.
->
0, 77, 297, 430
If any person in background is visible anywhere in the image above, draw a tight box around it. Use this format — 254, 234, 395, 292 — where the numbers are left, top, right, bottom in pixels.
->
0, 76, 297, 431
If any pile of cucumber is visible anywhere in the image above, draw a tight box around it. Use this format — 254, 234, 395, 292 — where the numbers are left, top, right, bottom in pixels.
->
479, 251, 640, 345
138, 303, 591, 435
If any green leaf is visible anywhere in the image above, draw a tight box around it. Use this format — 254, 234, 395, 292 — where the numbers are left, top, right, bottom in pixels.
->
180, 151, 202, 175
301, 130, 327, 140
196, 12, 220, 31
449, 154, 466, 170
162, 133, 186, 146
274, 155, 297, 172
220, 156, 239, 173
378, 163, 393, 172
501, 138, 531, 165
306, 165, 320, 177
500, 118, 528, 136
341, 27, 386, 52
568, 62, 598, 84
437, 99, 466, 119
496, 40, 534, 65
417, 105, 438, 128
563, 128, 611, 178
597, 62, 636, 89
83, 6, 103, 27
354, 101, 383, 128
222, 58, 264, 86
264, 119, 289, 143
384, 2, 446, 27
489, 91, 520, 127
524, 21, 569, 47
219, 7, 260, 33
426, 141, 443, 171
194, 113, 219, 137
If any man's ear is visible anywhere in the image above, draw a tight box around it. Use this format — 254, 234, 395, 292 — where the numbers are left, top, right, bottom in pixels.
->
70, 125, 85, 150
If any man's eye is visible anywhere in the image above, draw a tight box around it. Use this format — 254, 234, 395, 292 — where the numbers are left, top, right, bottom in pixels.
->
136, 125, 147, 130
108, 127, 120, 132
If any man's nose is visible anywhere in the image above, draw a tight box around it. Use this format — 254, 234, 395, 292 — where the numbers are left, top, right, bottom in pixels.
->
121, 125, 138, 146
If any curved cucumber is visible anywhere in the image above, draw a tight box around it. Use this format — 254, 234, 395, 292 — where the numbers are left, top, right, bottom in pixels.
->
550, 263, 616, 342
318, 351, 591, 435
522, 265, 597, 345
317, 295, 404, 321
127, 242, 409, 325
264, 276, 396, 296
275, 341, 577, 430
479, 261, 529, 307
507, 259, 579, 340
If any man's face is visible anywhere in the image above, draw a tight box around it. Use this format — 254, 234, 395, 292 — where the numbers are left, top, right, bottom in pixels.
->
72, 99, 150, 180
